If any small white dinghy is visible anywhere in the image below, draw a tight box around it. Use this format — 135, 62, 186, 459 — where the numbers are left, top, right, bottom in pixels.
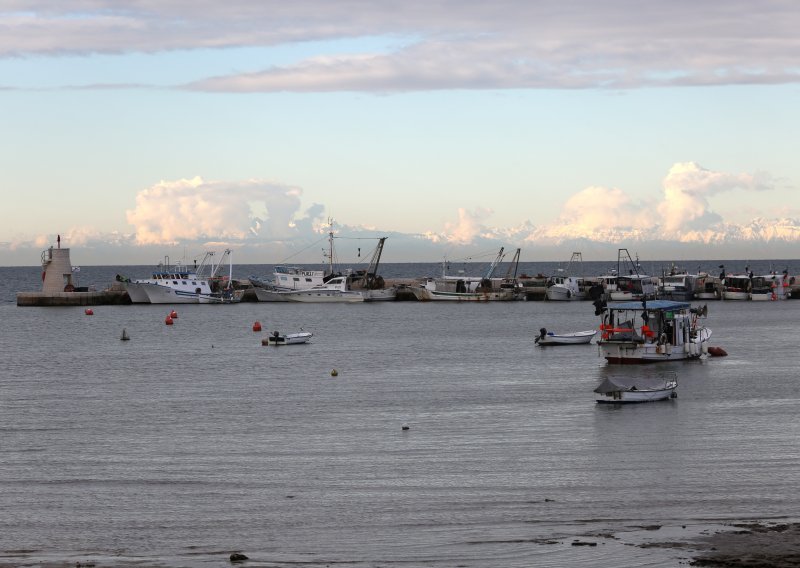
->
262, 331, 313, 345
594, 373, 678, 403
535, 328, 597, 345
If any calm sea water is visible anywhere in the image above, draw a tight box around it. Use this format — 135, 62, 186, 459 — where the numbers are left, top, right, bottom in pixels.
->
1, 261, 799, 567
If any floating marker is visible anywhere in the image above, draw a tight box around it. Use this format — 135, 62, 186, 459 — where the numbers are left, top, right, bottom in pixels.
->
170, 309, 178, 319
165, 315, 174, 325
401, 423, 410, 431
84, 308, 94, 315
330, 369, 338, 377
253, 321, 262, 332
120, 328, 130, 341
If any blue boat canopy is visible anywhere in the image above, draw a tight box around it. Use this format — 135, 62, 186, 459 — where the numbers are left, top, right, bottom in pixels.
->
607, 300, 691, 310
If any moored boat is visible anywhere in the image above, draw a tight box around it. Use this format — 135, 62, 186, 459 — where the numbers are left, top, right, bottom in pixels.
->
545, 252, 585, 301
262, 331, 313, 345
608, 249, 657, 301
750, 271, 790, 301
596, 299, 711, 363
594, 373, 678, 403
411, 247, 522, 301
721, 270, 752, 301
535, 328, 596, 345
121, 250, 237, 304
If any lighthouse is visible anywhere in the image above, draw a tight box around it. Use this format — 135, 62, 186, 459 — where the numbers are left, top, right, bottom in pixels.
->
41, 235, 76, 293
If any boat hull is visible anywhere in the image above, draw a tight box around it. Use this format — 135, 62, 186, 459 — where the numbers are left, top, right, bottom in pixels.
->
598, 336, 710, 363
596, 387, 676, 403
253, 287, 291, 302
722, 290, 749, 301
536, 330, 596, 345
124, 283, 152, 303
142, 283, 200, 304
281, 290, 365, 303
411, 287, 517, 301
545, 286, 579, 301
264, 332, 313, 345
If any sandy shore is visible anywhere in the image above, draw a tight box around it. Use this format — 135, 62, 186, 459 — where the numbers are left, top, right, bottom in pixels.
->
4, 521, 799, 567
685, 521, 800, 567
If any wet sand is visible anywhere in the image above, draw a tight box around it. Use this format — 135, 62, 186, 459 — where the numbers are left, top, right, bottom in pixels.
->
686, 521, 800, 567
3, 522, 800, 567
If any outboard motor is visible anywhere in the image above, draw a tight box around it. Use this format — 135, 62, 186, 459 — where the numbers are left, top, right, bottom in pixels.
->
593, 298, 607, 316
535, 328, 547, 343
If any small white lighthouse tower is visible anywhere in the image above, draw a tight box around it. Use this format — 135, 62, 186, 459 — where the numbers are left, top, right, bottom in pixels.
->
41, 234, 75, 293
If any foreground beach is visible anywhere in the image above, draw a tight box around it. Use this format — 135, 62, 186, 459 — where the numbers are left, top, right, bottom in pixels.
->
3, 520, 798, 567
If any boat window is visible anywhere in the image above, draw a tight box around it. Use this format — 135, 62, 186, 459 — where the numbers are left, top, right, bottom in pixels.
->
192, 281, 196, 285
182, 281, 187, 285
173, 281, 178, 285
305, 278, 312, 282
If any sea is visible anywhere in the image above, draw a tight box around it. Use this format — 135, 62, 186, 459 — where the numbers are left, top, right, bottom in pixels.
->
1, 259, 799, 567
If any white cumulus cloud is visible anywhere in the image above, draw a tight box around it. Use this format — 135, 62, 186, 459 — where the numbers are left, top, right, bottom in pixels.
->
125, 176, 320, 245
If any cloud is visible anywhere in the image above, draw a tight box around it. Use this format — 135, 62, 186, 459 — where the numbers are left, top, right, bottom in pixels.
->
423, 207, 494, 245
657, 162, 774, 234
125, 176, 321, 245
3, 2, 800, 91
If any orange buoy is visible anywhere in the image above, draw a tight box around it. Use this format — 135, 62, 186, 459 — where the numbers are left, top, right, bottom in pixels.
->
170, 310, 178, 319
165, 315, 174, 325
84, 308, 93, 315
708, 346, 727, 357
253, 321, 262, 332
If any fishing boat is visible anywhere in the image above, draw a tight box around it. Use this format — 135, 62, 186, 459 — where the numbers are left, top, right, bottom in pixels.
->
535, 328, 596, 345
658, 266, 703, 301
281, 275, 366, 303
694, 272, 721, 300
282, 235, 394, 302
262, 331, 313, 345
545, 252, 584, 301
750, 271, 790, 301
411, 248, 521, 301
121, 250, 237, 304
608, 249, 657, 301
721, 269, 752, 301
594, 373, 678, 403
596, 299, 711, 363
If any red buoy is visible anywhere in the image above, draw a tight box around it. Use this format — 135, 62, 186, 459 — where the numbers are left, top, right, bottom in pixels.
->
85, 308, 93, 315
170, 310, 178, 319
252, 321, 262, 332
708, 346, 727, 357
165, 315, 174, 325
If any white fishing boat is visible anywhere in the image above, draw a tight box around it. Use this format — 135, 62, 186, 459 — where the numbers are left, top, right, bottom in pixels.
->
721, 273, 751, 301
281, 275, 366, 303
535, 328, 596, 345
411, 248, 521, 301
262, 331, 313, 345
545, 252, 585, 301
608, 249, 657, 301
659, 266, 702, 301
120, 250, 236, 304
750, 271, 790, 301
694, 273, 721, 300
271, 223, 394, 303
594, 373, 678, 403
596, 299, 711, 363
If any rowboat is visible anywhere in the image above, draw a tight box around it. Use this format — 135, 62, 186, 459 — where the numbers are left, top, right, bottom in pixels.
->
535, 328, 596, 345
594, 373, 678, 403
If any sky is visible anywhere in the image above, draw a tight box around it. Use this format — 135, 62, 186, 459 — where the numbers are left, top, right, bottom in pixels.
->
1, 1, 799, 266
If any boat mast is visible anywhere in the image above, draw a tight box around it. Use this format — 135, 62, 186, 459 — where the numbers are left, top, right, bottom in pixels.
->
323, 218, 336, 275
